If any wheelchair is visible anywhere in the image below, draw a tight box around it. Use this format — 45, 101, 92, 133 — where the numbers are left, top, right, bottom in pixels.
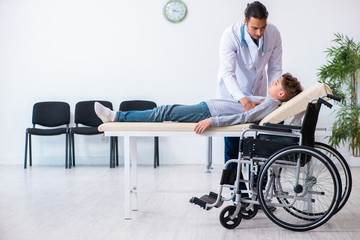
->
190, 94, 352, 231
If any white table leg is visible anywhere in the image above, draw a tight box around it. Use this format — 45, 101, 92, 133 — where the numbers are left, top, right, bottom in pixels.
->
130, 136, 138, 211
124, 136, 131, 220
206, 137, 213, 173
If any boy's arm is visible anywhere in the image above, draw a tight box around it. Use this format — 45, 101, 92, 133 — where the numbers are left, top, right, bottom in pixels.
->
193, 98, 281, 134
194, 118, 212, 134
211, 98, 281, 127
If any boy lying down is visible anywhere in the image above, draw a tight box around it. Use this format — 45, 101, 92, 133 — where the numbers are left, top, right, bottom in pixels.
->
95, 73, 302, 134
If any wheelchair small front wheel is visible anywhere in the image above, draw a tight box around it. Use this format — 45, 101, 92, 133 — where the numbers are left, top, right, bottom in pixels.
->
219, 205, 242, 229
240, 201, 259, 219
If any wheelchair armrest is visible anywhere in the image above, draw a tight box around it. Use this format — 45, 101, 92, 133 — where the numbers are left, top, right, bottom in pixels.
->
249, 125, 293, 133
263, 123, 301, 130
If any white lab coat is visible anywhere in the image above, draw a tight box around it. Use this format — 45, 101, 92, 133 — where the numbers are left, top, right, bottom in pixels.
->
217, 20, 282, 101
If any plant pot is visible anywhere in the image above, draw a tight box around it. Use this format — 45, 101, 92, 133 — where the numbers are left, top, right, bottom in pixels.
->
349, 155, 360, 167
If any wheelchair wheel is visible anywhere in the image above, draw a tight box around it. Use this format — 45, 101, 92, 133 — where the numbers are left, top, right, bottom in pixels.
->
219, 205, 242, 229
257, 146, 341, 231
314, 142, 352, 213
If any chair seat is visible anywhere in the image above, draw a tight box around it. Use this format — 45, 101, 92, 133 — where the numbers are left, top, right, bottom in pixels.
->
27, 127, 67, 136
70, 127, 101, 135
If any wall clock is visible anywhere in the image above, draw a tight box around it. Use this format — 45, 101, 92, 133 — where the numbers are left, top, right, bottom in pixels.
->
163, 0, 187, 23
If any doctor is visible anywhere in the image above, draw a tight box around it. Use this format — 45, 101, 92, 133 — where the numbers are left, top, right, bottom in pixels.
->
217, 1, 282, 197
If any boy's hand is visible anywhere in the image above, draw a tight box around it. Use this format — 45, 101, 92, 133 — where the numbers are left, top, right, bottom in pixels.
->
239, 97, 263, 111
194, 118, 212, 134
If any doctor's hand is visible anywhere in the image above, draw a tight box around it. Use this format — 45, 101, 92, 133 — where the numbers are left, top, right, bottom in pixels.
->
194, 118, 212, 134
239, 97, 263, 112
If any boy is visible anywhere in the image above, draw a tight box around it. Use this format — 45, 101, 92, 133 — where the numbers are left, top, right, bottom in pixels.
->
95, 73, 302, 134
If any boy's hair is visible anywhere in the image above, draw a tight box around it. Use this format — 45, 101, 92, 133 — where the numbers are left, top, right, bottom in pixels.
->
245, 1, 268, 21
281, 73, 303, 102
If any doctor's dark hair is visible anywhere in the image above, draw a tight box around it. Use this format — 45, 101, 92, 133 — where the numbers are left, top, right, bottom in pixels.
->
245, 1, 269, 21
280, 73, 303, 102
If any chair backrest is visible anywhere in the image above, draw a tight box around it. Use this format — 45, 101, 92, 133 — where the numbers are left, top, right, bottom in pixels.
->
75, 101, 113, 127
300, 101, 322, 147
32, 102, 70, 127
120, 100, 157, 111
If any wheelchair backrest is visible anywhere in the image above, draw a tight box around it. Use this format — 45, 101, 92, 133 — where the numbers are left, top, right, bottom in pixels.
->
300, 101, 322, 147
241, 100, 323, 158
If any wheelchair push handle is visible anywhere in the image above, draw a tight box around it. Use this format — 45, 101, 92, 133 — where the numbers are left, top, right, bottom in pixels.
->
318, 98, 333, 109
314, 94, 342, 109
326, 94, 341, 102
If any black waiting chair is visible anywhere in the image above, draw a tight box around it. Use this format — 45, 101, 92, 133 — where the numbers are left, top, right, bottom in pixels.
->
69, 100, 115, 168
116, 100, 160, 168
24, 101, 70, 168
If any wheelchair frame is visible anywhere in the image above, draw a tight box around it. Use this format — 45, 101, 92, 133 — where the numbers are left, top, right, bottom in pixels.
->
190, 94, 352, 231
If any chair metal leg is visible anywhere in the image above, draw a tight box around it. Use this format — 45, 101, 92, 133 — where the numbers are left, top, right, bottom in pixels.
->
68, 132, 72, 168
156, 137, 159, 166
24, 131, 28, 169
71, 133, 75, 167
65, 133, 68, 169
115, 137, 119, 166
154, 137, 159, 168
154, 138, 156, 168
29, 134, 32, 167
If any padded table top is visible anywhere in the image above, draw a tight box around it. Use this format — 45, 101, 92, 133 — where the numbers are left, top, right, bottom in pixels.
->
98, 83, 332, 134
98, 122, 252, 132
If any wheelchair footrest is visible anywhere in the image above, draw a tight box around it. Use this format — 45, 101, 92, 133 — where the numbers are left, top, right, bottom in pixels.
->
189, 192, 223, 210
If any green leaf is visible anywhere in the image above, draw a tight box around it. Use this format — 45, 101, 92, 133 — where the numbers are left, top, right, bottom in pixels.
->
318, 33, 360, 156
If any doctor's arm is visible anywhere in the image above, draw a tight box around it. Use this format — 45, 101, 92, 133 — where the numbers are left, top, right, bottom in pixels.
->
219, 31, 245, 101
239, 97, 263, 111
219, 31, 261, 111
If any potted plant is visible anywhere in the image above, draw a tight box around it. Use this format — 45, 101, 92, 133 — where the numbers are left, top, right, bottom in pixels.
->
318, 33, 360, 165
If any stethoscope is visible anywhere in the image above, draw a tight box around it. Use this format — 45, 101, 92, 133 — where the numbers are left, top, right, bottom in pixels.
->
240, 23, 265, 65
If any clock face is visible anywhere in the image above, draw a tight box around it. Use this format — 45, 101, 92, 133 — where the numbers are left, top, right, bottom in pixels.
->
163, 1, 187, 23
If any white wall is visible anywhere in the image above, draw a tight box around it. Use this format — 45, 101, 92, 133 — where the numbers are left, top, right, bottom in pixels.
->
1, 0, 359, 166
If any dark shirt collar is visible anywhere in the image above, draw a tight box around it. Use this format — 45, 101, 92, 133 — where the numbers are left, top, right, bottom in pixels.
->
251, 36, 259, 46
245, 25, 259, 46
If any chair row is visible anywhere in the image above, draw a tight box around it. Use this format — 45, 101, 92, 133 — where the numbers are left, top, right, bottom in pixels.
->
24, 100, 160, 169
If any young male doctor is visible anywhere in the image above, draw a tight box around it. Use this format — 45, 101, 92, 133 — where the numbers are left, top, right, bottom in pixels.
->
217, 1, 282, 198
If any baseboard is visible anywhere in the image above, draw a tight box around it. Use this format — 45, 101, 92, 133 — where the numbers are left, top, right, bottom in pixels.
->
349, 155, 360, 167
